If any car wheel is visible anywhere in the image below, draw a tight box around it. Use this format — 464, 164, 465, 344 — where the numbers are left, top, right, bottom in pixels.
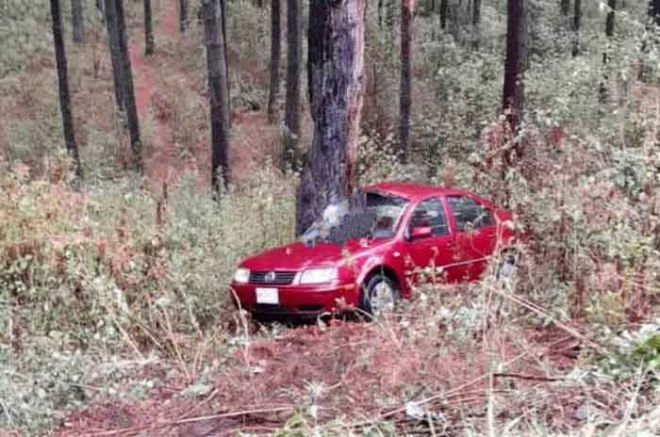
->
360, 273, 399, 316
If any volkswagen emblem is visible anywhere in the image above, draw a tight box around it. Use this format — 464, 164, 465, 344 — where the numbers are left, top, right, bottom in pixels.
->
264, 271, 277, 282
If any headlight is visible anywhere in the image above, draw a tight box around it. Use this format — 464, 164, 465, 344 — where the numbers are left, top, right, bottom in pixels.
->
233, 267, 250, 284
298, 267, 337, 284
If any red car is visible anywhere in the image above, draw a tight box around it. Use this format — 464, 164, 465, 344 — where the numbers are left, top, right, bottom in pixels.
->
231, 183, 515, 318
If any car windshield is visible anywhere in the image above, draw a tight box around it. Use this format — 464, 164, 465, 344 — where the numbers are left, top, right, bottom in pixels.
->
301, 192, 409, 245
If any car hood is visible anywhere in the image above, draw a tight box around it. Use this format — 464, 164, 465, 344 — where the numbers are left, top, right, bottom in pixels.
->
240, 238, 392, 271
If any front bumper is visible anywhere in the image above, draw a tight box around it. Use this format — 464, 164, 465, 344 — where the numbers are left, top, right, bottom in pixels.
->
230, 282, 358, 317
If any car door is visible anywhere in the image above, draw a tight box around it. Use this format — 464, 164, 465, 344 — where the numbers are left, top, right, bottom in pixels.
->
402, 197, 461, 285
446, 195, 497, 280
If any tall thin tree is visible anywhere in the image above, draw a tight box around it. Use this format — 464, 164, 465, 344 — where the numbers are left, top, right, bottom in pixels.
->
104, 0, 142, 171
296, 0, 366, 235
144, 0, 154, 56
440, 0, 448, 30
71, 0, 85, 44
399, 0, 414, 163
284, 0, 301, 168
104, 0, 125, 111
560, 0, 570, 17
472, 0, 481, 47
203, 0, 230, 189
571, 0, 581, 56
267, 0, 281, 123
651, 0, 660, 26
502, 0, 527, 159
180, 0, 189, 32
600, 0, 616, 102
51, 0, 83, 177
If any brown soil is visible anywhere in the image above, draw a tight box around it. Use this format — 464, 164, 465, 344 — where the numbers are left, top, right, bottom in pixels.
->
130, 0, 280, 193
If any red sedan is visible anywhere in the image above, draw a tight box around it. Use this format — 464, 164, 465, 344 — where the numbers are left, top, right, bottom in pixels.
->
231, 183, 515, 318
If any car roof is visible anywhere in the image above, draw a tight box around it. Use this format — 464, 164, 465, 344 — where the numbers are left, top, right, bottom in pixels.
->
364, 182, 476, 201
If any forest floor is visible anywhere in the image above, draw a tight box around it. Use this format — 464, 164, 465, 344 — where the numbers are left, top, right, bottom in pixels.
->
131, 0, 279, 192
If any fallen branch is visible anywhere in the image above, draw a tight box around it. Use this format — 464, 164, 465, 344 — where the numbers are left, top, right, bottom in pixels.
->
91, 405, 294, 437
493, 372, 562, 382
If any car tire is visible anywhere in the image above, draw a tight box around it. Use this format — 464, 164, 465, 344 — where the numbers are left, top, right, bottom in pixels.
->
359, 273, 399, 317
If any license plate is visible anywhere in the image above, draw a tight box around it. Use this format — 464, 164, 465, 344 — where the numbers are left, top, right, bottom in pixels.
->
256, 288, 279, 305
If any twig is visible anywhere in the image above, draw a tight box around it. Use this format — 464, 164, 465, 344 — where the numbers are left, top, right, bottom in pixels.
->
493, 372, 562, 382
91, 405, 294, 436
485, 284, 608, 355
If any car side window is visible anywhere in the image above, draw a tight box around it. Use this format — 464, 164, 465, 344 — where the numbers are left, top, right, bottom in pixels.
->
409, 198, 450, 236
447, 196, 494, 232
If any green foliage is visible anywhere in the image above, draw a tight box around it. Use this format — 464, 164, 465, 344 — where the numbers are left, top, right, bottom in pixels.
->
0, 0, 50, 77
598, 323, 660, 380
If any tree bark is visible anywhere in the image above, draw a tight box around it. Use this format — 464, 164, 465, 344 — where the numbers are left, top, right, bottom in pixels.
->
144, 0, 154, 56
399, 0, 414, 163
71, 0, 84, 44
104, 0, 125, 112
600, 0, 616, 102
378, 0, 383, 27
180, 0, 189, 32
51, 0, 83, 178
605, 0, 616, 39
219, 0, 231, 127
571, 0, 581, 56
502, 0, 527, 151
267, 0, 281, 123
439, 0, 447, 30
105, 0, 142, 171
203, 0, 230, 190
284, 0, 301, 168
651, 0, 660, 26
296, 0, 366, 235
472, 0, 481, 47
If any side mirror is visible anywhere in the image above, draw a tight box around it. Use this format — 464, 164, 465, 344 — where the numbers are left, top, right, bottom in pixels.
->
410, 226, 432, 239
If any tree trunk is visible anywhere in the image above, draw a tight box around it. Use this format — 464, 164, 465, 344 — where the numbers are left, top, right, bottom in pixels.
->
71, 0, 84, 44
51, 0, 83, 178
203, 0, 230, 189
651, 0, 660, 26
144, 0, 154, 56
399, 0, 414, 163
267, 0, 281, 123
502, 0, 527, 154
605, 0, 616, 39
296, 0, 366, 235
284, 0, 301, 168
219, 0, 230, 124
472, 0, 481, 47
571, 0, 581, 56
440, 0, 447, 30
104, 0, 125, 111
180, 0, 189, 32
600, 0, 615, 102
105, 0, 142, 171
560, 0, 570, 17
378, 0, 384, 27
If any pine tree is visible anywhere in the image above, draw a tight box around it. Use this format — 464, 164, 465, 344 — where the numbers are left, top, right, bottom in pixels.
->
203, 0, 230, 190
51, 0, 83, 177
399, 0, 414, 163
283, 0, 301, 168
267, 0, 281, 123
296, 0, 367, 235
